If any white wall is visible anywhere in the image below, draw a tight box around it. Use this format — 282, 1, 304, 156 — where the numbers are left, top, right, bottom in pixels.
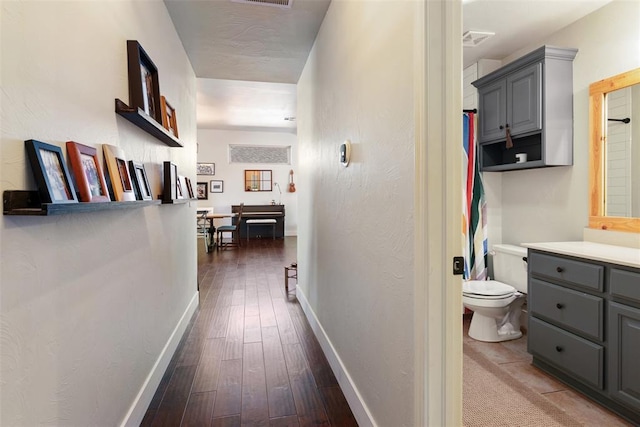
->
196, 128, 298, 235
297, 1, 415, 425
1, 1, 198, 425
491, 0, 640, 245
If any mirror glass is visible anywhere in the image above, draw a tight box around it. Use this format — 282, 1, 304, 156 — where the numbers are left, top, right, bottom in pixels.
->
605, 84, 640, 217
245, 170, 272, 191
589, 67, 640, 233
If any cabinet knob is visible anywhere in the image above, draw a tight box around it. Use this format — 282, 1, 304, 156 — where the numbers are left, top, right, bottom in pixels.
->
499, 125, 504, 130
555, 346, 563, 353
556, 303, 564, 309
556, 266, 564, 273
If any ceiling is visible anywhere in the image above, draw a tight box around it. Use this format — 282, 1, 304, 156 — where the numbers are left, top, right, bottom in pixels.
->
164, 0, 612, 132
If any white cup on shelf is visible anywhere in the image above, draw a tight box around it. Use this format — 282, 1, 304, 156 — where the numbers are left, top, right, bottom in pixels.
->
515, 153, 527, 163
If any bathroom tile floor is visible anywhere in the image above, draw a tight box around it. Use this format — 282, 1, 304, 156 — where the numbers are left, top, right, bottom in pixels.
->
463, 314, 634, 426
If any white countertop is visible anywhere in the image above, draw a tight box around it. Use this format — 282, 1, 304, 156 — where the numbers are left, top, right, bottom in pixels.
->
522, 241, 640, 269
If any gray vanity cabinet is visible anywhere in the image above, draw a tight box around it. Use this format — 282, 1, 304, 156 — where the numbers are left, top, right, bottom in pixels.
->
472, 45, 577, 172
528, 251, 640, 424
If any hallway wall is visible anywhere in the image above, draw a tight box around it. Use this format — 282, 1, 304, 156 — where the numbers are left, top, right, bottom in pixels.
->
297, 1, 416, 425
0, 2, 198, 425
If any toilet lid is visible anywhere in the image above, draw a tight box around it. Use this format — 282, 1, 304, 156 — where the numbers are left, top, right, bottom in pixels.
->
463, 280, 515, 298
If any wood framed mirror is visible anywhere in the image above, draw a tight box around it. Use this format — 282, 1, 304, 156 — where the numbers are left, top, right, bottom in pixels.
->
589, 67, 640, 233
244, 169, 272, 192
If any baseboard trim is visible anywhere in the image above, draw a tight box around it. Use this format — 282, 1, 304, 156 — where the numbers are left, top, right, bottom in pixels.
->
120, 291, 199, 427
295, 288, 376, 427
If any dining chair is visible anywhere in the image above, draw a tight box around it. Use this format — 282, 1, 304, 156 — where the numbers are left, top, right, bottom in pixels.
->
216, 203, 243, 250
196, 210, 211, 253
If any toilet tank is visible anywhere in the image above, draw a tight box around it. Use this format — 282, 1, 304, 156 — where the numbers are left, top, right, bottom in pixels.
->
492, 244, 528, 293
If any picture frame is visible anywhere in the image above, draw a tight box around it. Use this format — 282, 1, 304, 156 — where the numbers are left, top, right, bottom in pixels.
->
25, 139, 78, 204
163, 161, 178, 202
66, 141, 111, 203
127, 40, 162, 122
210, 180, 224, 193
176, 175, 187, 200
160, 96, 179, 138
197, 162, 215, 175
128, 161, 153, 201
102, 144, 136, 202
185, 177, 195, 199
196, 182, 208, 200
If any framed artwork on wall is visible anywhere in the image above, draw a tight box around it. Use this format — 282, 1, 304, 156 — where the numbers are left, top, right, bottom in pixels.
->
103, 144, 136, 202
197, 162, 215, 175
196, 182, 208, 200
210, 180, 223, 193
160, 96, 179, 138
126, 40, 162, 122
163, 161, 178, 202
25, 139, 78, 204
66, 141, 111, 203
128, 161, 152, 201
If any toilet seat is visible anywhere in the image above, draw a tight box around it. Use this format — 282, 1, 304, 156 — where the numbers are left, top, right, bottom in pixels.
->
463, 280, 515, 299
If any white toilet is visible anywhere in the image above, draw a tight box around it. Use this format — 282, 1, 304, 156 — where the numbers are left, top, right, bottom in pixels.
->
463, 244, 528, 342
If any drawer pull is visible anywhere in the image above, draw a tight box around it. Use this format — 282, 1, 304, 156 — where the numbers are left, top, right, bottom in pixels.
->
556, 303, 564, 309
555, 346, 563, 353
556, 266, 564, 273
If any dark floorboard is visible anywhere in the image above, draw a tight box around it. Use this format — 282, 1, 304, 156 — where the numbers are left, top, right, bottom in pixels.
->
141, 237, 358, 426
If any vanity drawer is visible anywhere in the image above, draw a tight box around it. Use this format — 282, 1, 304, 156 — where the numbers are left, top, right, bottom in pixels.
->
610, 269, 640, 305
529, 317, 603, 390
529, 252, 604, 292
529, 278, 603, 341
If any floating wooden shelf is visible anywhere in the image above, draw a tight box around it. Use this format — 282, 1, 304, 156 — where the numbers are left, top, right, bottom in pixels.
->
3, 190, 160, 216
114, 99, 183, 148
161, 198, 197, 205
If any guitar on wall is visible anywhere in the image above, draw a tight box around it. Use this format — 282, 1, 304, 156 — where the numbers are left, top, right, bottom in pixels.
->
288, 169, 296, 193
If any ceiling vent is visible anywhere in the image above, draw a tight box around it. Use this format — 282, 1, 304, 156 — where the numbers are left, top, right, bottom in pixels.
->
462, 31, 495, 47
231, 0, 293, 9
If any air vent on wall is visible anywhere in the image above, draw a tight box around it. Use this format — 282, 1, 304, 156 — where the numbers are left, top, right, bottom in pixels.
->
462, 31, 495, 47
231, 0, 292, 8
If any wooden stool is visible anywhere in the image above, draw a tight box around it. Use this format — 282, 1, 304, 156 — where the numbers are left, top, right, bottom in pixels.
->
284, 262, 297, 292
246, 218, 277, 241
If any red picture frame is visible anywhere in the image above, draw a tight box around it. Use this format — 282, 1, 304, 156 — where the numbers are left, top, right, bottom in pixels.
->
66, 141, 111, 203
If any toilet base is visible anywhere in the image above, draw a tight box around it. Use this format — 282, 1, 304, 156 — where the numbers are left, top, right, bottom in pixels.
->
468, 311, 523, 342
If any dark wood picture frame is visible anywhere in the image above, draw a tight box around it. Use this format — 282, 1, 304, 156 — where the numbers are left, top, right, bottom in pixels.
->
25, 139, 78, 204
66, 141, 111, 203
163, 161, 178, 202
210, 180, 224, 193
127, 40, 162, 123
185, 177, 195, 199
160, 96, 179, 138
196, 182, 208, 200
128, 161, 152, 201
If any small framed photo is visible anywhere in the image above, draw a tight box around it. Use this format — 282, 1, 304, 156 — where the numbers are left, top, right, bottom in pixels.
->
184, 177, 195, 199
128, 161, 152, 201
160, 96, 179, 138
177, 175, 189, 200
127, 40, 162, 122
163, 161, 178, 202
25, 139, 78, 204
103, 144, 137, 202
197, 162, 215, 175
66, 141, 111, 203
210, 180, 224, 193
196, 182, 208, 200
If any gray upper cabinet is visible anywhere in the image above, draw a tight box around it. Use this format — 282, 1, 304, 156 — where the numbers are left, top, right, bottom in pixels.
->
472, 46, 577, 172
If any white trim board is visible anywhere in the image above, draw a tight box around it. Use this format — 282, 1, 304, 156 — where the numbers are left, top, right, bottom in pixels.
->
295, 287, 376, 427
120, 292, 200, 427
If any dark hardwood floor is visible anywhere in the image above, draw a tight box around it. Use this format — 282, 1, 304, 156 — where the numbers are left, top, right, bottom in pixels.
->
141, 237, 358, 427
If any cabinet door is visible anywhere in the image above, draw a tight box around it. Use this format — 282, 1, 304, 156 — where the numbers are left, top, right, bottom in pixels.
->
608, 302, 640, 410
477, 78, 506, 143
506, 62, 542, 136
